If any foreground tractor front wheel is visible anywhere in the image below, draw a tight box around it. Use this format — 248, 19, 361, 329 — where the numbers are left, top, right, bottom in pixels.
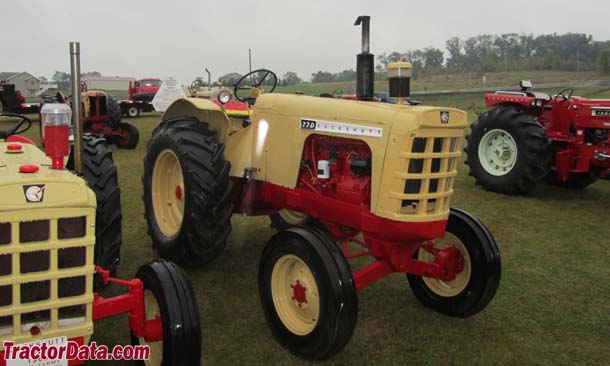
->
465, 106, 550, 194
259, 227, 358, 361
131, 260, 201, 366
143, 117, 233, 266
407, 208, 501, 318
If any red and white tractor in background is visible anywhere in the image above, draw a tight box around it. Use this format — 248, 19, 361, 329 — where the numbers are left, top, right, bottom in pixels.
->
465, 80, 610, 194
120, 78, 161, 118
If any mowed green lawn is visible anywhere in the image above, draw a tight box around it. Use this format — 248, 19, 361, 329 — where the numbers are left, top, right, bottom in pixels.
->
2, 94, 609, 365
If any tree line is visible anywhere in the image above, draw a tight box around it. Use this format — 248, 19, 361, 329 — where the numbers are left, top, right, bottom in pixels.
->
280, 32, 610, 85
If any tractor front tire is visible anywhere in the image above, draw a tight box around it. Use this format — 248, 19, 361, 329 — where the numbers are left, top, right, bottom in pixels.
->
259, 227, 358, 361
79, 136, 122, 273
407, 208, 501, 318
113, 122, 140, 149
545, 170, 598, 189
465, 106, 550, 194
143, 117, 233, 267
131, 260, 201, 366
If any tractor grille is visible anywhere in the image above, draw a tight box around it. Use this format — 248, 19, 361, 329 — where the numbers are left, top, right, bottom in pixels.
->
380, 129, 462, 221
0, 208, 94, 348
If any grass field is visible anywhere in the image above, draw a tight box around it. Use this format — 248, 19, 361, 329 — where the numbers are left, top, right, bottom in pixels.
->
2, 88, 610, 365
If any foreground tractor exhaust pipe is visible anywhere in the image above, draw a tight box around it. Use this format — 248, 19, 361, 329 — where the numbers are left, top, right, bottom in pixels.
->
355, 16, 374, 101
70, 42, 84, 174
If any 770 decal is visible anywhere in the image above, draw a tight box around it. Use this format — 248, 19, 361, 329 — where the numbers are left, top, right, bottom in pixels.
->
300, 118, 383, 138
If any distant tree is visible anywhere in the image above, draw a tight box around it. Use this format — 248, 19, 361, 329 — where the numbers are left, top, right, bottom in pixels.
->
283, 71, 302, 85
598, 49, 610, 74
310, 71, 336, 83
52, 71, 70, 90
82, 71, 102, 77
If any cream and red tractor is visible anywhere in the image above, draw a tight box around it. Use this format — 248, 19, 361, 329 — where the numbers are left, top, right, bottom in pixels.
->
0, 43, 200, 366
142, 16, 501, 360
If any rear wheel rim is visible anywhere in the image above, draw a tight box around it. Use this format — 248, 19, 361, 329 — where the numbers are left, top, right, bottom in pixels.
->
139, 290, 163, 366
129, 107, 139, 117
277, 209, 308, 225
478, 129, 517, 176
152, 149, 184, 237
271, 254, 320, 335
419, 233, 471, 297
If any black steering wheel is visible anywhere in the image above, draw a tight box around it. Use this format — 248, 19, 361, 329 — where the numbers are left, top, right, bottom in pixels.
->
555, 88, 574, 102
234, 69, 278, 103
0, 113, 32, 140
190, 79, 205, 90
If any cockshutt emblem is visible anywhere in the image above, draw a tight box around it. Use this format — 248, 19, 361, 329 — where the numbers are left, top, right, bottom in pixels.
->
440, 111, 450, 123
23, 184, 45, 203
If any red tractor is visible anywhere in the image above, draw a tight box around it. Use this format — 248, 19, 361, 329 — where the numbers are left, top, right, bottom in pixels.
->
466, 80, 610, 194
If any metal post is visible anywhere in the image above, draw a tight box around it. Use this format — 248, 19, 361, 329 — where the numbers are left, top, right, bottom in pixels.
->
70, 42, 84, 175
205, 68, 211, 90
249, 48, 252, 84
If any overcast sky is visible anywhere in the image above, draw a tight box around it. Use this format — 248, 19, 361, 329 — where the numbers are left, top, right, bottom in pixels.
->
2, 0, 609, 84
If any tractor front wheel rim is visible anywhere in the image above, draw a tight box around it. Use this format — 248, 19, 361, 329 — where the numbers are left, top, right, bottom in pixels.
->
419, 233, 471, 297
139, 290, 163, 366
478, 129, 518, 176
151, 149, 185, 237
277, 209, 308, 225
271, 254, 320, 335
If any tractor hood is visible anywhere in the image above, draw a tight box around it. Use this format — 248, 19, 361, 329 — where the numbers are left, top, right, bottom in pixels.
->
254, 93, 468, 132
0, 141, 96, 211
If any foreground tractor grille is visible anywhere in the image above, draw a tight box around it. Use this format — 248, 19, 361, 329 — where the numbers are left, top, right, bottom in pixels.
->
0, 209, 94, 348
380, 129, 462, 222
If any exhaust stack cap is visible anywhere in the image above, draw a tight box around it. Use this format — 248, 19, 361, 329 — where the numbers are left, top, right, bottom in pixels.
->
354, 16, 374, 101
388, 62, 412, 99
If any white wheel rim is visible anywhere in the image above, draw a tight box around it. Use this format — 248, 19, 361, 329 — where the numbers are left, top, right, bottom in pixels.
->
478, 128, 518, 176
419, 233, 471, 297
138, 290, 163, 366
277, 209, 308, 225
271, 254, 320, 336
129, 107, 138, 117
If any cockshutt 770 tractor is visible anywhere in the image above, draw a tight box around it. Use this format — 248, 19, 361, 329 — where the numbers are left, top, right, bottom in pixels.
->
465, 80, 610, 194
142, 16, 502, 360
0, 44, 200, 366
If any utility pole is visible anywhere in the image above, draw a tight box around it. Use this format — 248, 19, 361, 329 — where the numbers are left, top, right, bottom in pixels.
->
249, 48, 252, 84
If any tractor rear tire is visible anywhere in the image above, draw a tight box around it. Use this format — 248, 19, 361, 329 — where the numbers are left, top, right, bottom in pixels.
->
133, 92, 156, 102
407, 208, 501, 318
107, 94, 122, 128
142, 117, 234, 267
545, 170, 598, 189
114, 122, 139, 149
465, 106, 550, 195
78, 136, 122, 274
131, 260, 201, 366
259, 227, 358, 361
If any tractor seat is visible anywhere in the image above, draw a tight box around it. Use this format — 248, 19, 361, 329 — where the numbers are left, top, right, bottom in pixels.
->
530, 92, 550, 101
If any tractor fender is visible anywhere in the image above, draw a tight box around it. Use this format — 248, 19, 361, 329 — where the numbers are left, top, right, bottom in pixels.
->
162, 98, 230, 143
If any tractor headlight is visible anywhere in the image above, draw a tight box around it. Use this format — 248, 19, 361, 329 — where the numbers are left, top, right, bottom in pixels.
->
218, 90, 232, 105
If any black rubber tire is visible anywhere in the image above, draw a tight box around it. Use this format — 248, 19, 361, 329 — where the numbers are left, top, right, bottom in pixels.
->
78, 136, 122, 273
126, 105, 141, 118
132, 92, 156, 102
545, 169, 598, 189
131, 259, 201, 366
142, 117, 234, 267
407, 208, 501, 318
106, 94, 122, 128
465, 106, 550, 195
259, 227, 358, 361
114, 122, 140, 149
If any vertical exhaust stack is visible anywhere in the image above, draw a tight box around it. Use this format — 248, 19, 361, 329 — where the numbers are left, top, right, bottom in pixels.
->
205, 68, 211, 90
69, 42, 84, 175
354, 16, 374, 101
